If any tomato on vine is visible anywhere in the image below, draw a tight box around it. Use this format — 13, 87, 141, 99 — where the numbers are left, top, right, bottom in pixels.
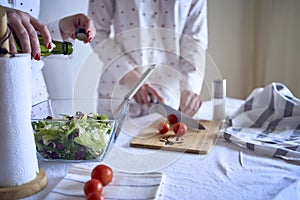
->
173, 122, 188, 137
168, 114, 178, 124
91, 164, 113, 186
84, 179, 103, 196
158, 121, 170, 134
86, 191, 105, 200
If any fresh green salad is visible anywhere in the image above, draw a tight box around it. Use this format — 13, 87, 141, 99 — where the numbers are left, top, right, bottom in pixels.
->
32, 112, 115, 160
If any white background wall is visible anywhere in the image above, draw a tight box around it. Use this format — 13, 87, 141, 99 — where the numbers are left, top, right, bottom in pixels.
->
39, 0, 101, 100
202, 0, 254, 100
39, 0, 262, 101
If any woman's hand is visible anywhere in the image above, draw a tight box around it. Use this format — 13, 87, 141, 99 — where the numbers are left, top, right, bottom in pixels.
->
134, 83, 164, 106
59, 13, 95, 43
120, 70, 164, 106
179, 90, 202, 117
6, 7, 51, 60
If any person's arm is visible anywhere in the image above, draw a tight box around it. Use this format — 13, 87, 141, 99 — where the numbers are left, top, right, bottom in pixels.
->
88, 0, 147, 88
88, 0, 163, 105
178, 0, 208, 116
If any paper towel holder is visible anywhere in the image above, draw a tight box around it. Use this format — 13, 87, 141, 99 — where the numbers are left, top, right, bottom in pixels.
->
0, 168, 47, 199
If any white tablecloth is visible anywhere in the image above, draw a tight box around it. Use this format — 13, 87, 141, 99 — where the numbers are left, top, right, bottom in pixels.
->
26, 98, 300, 200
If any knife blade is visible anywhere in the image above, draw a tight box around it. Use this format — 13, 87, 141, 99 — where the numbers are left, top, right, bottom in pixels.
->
151, 102, 206, 130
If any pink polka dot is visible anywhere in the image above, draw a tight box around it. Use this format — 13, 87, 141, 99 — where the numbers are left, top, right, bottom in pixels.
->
132, 8, 135, 11
165, 11, 169, 14
130, 22, 134, 26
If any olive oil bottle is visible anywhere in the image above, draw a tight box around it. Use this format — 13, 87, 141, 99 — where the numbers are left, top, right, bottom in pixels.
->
15, 35, 73, 56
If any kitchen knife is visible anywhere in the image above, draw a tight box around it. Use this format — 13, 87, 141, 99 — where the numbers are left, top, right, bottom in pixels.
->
151, 102, 206, 130
112, 64, 157, 138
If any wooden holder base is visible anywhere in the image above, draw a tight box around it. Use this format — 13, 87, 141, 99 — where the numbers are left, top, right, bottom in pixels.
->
0, 168, 48, 200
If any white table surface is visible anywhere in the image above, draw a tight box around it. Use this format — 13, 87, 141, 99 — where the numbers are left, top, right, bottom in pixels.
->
26, 98, 300, 200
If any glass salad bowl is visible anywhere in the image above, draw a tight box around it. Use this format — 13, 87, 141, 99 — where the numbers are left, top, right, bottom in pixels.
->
31, 99, 128, 162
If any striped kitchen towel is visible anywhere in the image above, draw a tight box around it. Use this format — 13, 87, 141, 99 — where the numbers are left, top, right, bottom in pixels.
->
46, 165, 166, 200
224, 82, 300, 161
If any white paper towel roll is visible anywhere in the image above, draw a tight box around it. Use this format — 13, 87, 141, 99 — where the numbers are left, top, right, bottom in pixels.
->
0, 54, 39, 186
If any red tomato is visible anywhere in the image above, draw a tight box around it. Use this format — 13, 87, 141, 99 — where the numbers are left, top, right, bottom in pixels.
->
84, 179, 103, 196
91, 164, 113, 186
158, 121, 170, 134
86, 191, 105, 200
168, 114, 178, 124
173, 122, 188, 137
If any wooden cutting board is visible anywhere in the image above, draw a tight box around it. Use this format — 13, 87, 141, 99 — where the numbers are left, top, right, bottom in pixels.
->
130, 119, 223, 154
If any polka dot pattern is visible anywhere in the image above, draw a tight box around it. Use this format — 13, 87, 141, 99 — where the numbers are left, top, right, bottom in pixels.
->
3, 0, 41, 18
89, 0, 208, 116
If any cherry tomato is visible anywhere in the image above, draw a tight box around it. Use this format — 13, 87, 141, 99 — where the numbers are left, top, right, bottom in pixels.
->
84, 179, 103, 196
86, 191, 105, 200
168, 114, 178, 124
173, 122, 188, 137
91, 164, 113, 186
157, 121, 170, 134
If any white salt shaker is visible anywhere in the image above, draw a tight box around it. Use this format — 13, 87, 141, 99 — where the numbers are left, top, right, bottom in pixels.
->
212, 79, 226, 121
